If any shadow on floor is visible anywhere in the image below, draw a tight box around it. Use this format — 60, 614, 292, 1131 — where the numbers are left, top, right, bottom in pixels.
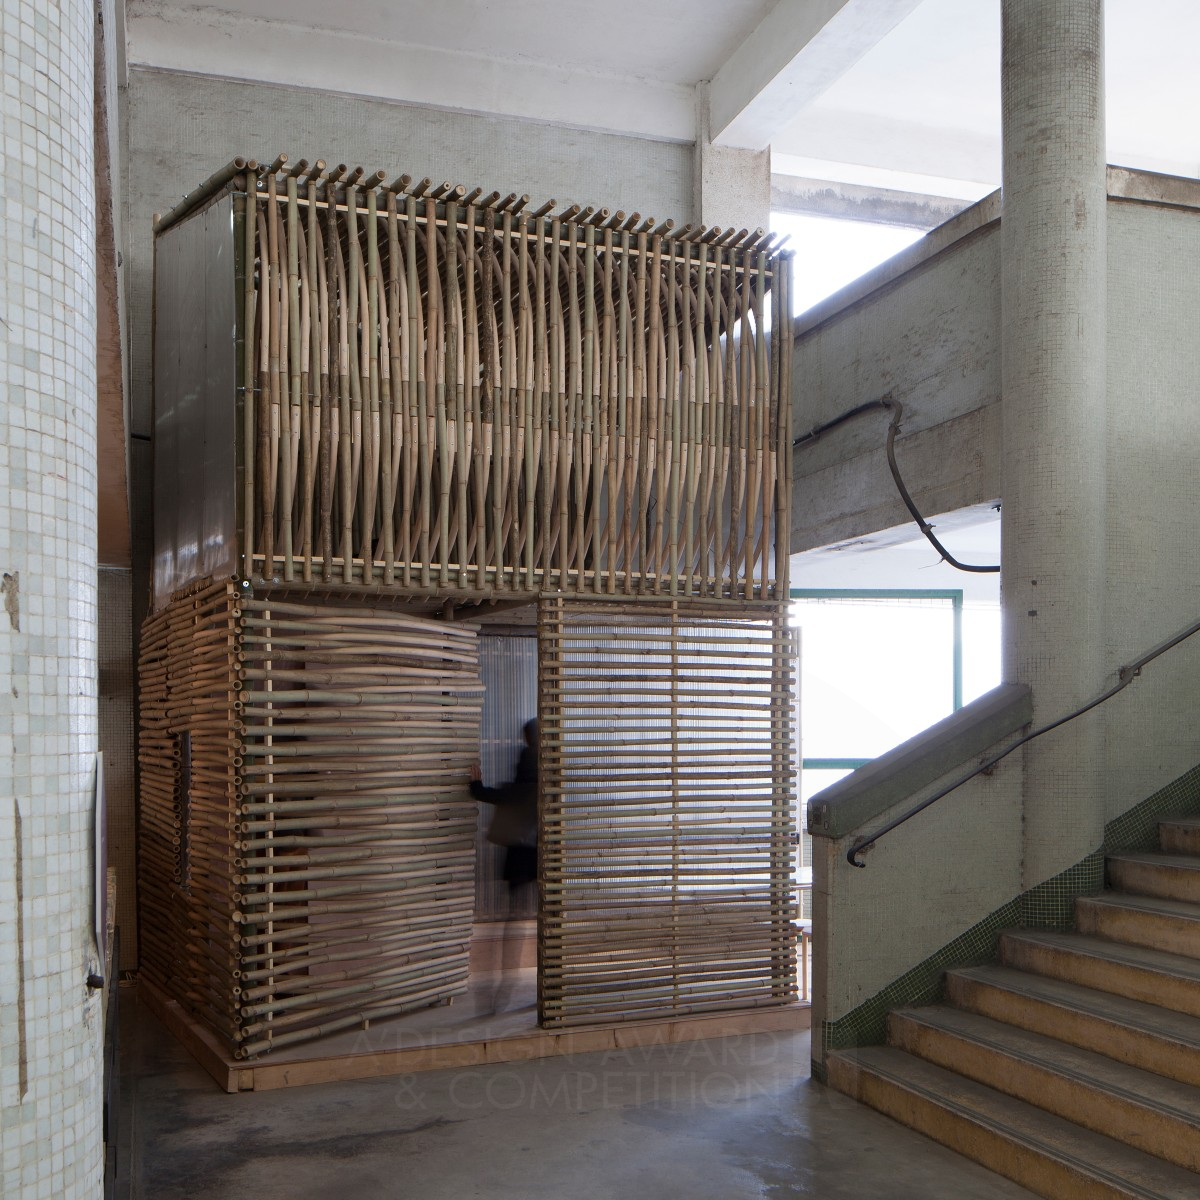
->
118, 989, 1037, 1200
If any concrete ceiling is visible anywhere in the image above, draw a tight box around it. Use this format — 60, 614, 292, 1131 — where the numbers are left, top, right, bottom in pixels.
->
127, 0, 1200, 194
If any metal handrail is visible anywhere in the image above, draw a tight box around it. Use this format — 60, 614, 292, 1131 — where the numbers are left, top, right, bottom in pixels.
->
848, 613, 1200, 867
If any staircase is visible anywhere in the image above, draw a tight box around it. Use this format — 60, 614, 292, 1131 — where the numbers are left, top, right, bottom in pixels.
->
827, 817, 1200, 1199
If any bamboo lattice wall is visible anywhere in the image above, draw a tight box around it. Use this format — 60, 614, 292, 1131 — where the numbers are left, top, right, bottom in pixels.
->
537, 596, 798, 1027
188, 155, 793, 601
138, 580, 482, 1058
144, 158, 801, 1060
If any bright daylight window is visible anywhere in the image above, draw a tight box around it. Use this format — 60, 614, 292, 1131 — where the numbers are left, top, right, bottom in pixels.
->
770, 211, 925, 316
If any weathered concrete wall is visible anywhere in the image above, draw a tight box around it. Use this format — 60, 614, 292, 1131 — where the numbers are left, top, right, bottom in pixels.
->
790, 197, 1002, 553
1102, 195, 1200, 822
812, 761, 1022, 1044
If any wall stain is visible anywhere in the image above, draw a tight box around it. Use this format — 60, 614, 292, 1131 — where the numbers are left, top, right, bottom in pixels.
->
2, 571, 19, 631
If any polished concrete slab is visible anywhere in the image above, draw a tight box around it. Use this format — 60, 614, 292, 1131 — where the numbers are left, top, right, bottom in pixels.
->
119, 991, 1037, 1199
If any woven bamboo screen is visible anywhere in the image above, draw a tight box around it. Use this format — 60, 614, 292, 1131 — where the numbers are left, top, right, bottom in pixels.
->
537, 596, 798, 1027
228, 158, 792, 600
138, 580, 482, 1058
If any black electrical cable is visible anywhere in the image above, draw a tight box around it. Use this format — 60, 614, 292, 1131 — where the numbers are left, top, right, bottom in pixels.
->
792, 396, 893, 449
793, 392, 999, 574
882, 398, 999, 574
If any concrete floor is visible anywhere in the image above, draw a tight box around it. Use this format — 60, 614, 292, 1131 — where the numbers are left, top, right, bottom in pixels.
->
119, 991, 1038, 1199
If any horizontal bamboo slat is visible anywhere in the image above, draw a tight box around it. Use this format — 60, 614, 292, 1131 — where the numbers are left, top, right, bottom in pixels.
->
536, 595, 798, 1028
138, 580, 482, 1060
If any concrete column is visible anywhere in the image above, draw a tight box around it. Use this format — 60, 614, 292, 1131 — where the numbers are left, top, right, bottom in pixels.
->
0, 2, 103, 1197
693, 83, 771, 232
1000, 0, 1107, 885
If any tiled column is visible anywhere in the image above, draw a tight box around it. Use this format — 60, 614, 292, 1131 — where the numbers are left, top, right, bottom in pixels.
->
0, 2, 103, 1197
1001, 0, 1107, 884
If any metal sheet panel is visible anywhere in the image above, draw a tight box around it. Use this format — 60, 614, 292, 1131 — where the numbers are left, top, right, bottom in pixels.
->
152, 195, 238, 607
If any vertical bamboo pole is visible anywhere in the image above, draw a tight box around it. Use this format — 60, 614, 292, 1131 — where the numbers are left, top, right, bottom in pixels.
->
755, 252, 771, 597
257, 203, 275, 580
614, 225, 630, 594
381, 189, 400, 584
419, 195, 436, 587
519, 213, 536, 591
549, 218, 566, 592
599, 221, 616, 594
320, 176, 337, 581
346, 183, 365, 583
667, 238, 684, 596
533, 216, 548, 589
647, 233, 664, 593
557, 224, 572, 591
267, 173, 286, 584
582, 221, 599, 591
406, 191, 422, 587
689, 241, 707, 597
737, 249, 756, 595
447, 200, 469, 588
566, 221, 583, 586
300, 177, 319, 579
385, 190, 406, 584
335, 188, 353, 584
672, 239, 688, 597
464, 204, 484, 588
434, 197, 451, 586
696, 241, 713, 596
365, 185, 383, 583
629, 225, 647, 592
282, 176, 300, 580
714, 254, 732, 594
779, 253, 793, 596
482, 208, 500, 590
716, 250, 733, 596
499, 207, 516, 588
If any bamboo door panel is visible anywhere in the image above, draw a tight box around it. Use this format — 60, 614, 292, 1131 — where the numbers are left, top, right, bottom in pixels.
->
537, 596, 797, 1028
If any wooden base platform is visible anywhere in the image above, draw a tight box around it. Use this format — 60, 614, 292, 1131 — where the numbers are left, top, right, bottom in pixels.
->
139, 975, 810, 1094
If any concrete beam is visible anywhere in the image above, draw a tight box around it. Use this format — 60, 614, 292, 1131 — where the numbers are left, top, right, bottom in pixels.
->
771, 174, 969, 229
127, 5, 695, 143
709, 0, 923, 150
693, 84, 771, 231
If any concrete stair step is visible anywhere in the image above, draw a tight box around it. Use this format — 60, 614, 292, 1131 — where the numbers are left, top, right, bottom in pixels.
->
887, 1005, 1200, 1171
1159, 817, 1200, 856
946, 963, 1200, 1087
1075, 891, 1200, 960
827, 1045, 1200, 1200
1108, 853, 1200, 905
999, 929, 1200, 1019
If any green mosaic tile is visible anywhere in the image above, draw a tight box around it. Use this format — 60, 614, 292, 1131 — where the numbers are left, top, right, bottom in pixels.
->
821, 898, 1020, 1053
1019, 852, 1104, 928
1105, 762, 1200, 854
822, 761, 1200, 1054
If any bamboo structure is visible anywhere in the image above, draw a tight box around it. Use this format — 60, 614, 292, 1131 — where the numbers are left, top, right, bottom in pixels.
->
155, 156, 791, 604
146, 156, 800, 1062
537, 596, 797, 1027
138, 580, 482, 1058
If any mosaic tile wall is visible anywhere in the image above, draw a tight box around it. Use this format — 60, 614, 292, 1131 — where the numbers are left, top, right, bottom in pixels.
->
818, 762, 1200, 1062
0, 2, 104, 1197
